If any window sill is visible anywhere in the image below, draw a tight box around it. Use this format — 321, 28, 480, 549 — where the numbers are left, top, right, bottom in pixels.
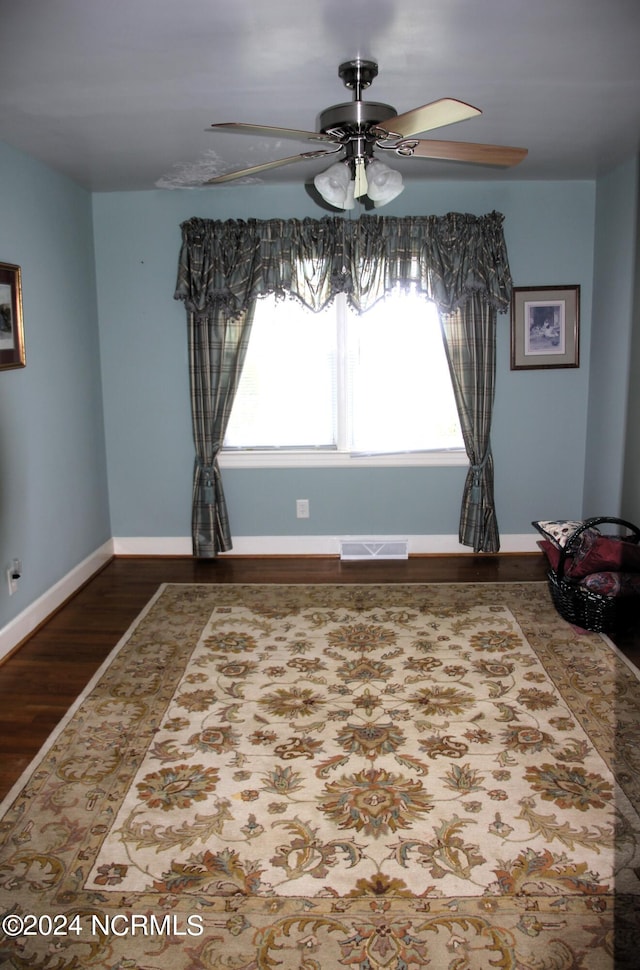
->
219, 449, 468, 469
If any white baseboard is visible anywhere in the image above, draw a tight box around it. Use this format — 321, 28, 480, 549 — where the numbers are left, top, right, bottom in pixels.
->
0, 541, 114, 664
113, 533, 541, 557
113, 536, 193, 556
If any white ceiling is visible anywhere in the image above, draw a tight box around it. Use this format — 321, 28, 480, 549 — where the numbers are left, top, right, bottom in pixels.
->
0, 0, 639, 193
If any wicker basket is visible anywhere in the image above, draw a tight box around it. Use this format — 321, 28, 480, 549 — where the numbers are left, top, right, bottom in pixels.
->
546, 516, 640, 633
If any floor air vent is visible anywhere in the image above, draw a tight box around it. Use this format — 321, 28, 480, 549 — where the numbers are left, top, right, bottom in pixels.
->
340, 539, 409, 561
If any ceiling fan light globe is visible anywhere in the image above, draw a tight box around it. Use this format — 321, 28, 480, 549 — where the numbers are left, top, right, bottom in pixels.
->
314, 161, 353, 208
328, 180, 356, 210
366, 160, 404, 206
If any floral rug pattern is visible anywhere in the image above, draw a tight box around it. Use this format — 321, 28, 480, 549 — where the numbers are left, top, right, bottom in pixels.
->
1, 582, 639, 969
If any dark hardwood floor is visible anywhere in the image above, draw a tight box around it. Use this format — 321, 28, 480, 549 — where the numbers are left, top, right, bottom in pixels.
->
1, 553, 638, 801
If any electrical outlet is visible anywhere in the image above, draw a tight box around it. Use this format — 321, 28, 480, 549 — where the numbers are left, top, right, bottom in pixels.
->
7, 559, 21, 595
296, 499, 310, 519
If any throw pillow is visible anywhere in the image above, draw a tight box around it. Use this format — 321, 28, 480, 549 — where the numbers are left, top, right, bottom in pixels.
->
532, 520, 589, 549
570, 534, 640, 578
581, 571, 640, 597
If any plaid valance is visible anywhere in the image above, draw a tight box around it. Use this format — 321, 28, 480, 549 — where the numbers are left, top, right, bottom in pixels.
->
174, 211, 512, 318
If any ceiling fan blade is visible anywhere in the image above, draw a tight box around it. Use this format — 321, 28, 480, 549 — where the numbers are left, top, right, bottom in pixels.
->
379, 98, 482, 138
397, 138, 528, 167
210, 122, 334, 143
205, 149, 339, 184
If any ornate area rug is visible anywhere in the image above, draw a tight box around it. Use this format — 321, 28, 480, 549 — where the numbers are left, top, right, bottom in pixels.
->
1, 582, 639, 969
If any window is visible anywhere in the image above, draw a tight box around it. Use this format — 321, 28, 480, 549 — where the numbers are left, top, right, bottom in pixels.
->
222, 290, 465, 468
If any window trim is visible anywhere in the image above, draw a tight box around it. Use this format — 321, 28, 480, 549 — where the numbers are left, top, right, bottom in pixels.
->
219, 448, 468, 469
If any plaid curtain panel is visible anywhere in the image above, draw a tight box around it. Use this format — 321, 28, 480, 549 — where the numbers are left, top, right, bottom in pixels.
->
440, 292, 500, 553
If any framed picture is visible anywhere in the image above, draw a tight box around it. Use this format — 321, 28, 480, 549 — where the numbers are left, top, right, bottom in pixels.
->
510, 285, 580, 370
0, 262, 25, 370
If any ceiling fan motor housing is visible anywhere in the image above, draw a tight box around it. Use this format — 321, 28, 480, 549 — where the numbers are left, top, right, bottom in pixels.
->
318, 100, 398, 136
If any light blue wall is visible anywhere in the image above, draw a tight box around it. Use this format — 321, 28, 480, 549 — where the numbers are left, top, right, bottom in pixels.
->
0, 141, 110, 627
93, 178, 596, 541
585, 157, 639, 515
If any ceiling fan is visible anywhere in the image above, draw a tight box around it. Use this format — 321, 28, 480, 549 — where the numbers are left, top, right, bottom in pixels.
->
205, 59, 528, 208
